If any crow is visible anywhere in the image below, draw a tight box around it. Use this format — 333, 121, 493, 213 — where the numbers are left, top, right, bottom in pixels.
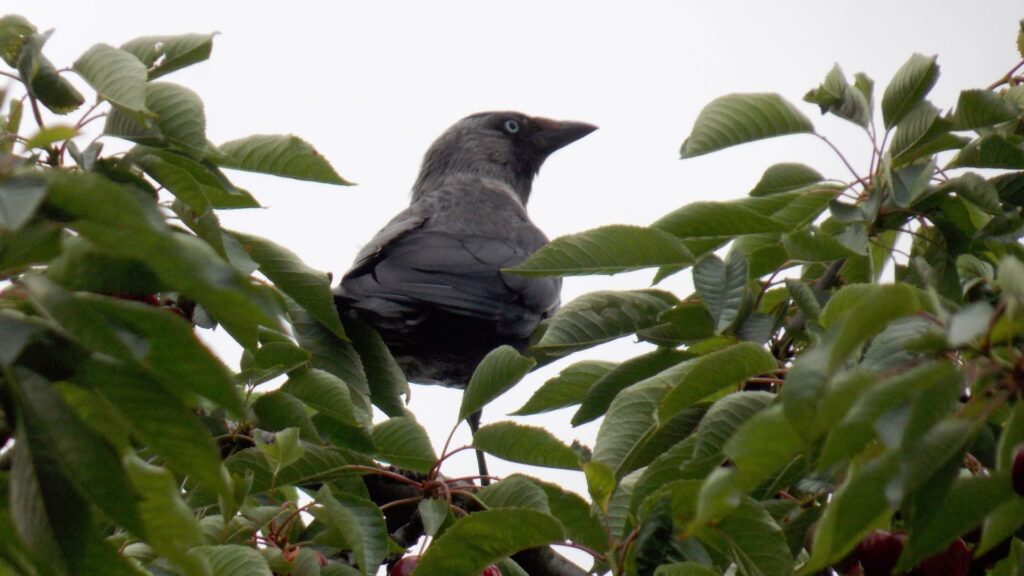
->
334, 111, 596, 478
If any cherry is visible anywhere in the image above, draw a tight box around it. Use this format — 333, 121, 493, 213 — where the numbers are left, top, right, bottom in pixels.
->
390, 556, 419, 576
913, 538, 971, 576
854, 530, 906, 576
480, 566, 501, 576
1012, 443, 1024, 497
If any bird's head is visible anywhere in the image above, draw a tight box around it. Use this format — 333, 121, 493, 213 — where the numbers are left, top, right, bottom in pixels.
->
412, 111, 597, 205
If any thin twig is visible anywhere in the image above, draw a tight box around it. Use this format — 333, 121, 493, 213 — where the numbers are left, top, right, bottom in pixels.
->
431, 421, 464, 479
987, 59, 1024, 90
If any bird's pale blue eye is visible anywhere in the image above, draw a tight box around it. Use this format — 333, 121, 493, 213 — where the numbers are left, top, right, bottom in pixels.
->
503, 119, 520, 134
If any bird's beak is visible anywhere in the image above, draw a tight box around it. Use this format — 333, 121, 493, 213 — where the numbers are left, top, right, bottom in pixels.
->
532, 118, 598, 156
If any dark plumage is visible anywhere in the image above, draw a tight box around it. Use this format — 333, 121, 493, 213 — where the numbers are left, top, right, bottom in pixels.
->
334, 112, 596, 388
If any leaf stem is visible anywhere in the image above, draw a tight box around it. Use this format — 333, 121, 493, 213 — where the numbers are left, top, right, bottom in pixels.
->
379, 495, 425, 511
815, 133, 868, 190
343, 465, 422, 487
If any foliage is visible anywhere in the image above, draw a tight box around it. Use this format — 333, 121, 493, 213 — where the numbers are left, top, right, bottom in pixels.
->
2, 12, 1024, 576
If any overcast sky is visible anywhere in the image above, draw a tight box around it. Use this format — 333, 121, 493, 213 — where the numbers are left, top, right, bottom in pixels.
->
9, 1, 1023, 569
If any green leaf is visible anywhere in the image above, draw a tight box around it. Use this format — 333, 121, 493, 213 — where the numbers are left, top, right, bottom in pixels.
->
0, 14, 35, 67
721, 404, 804, 490
997, 403, 1024, 473
237, 338, 311, 386
658, 342, 777, 422
253, 390, 319, 442
592, 380, 664, 472
1019, 19, 1024, 59
105, 81, 209, 156
0, 221, 63, 272
372, 417, 437, 474
477, 475, 550, 512
120, 33, 216, 80
897, 476, 1015, 572
652, 201, 790, 240
687, 391, 774, 474
947, 301, 994, 346
638, 301, 716, 347
535, 478, 608, 552
0, 174, 46, 232
890, 159, 937, 208
24, 124, 77, 149
419, 498, 451, 537
979, 499, 1024, 557
191, 545, 271, 576
633, 497, 675, 575
820, 283, 922, 369
2, 98, 24, 154
508, 224, 693, 276
804, 63, 870, 127
7, 368, 143, 535
680, 93, 814, 158
585, 460, 617, 511
949, 134, 1024, 169
951, 89, 1017, 130
820, 361, 957, 467
340, 314, 408, 417
608, 470, 644, 539
44, 171, 280, 349
0, 311, 42, 364
784, 278, 821, 321
75, 359, 229, 494
18, 31, 85, 114
754, 186, 840, 228
749, 163, 824, 197
413, 509, 564, 576
512, 360, 615, 415
534, 290, 678, 356
782, 226, 857, 262
288, 302, 371, 414
257, 427, 305, 473
231, 231, 346, 340
24, 276, 243, 413
9, 403, 93, 575
803, 451, 899, 574
888, 419, 973, 509
125, 455, 208, 575
85, 292, 243, 413
573, 349, 689, 426
223, 444, 357, 498
695, 497, 794, 576
473, 421, 580, 470
133, 147, 259, 210
73, 43, 150, 114
281, 368, 366, 429
312, 487, 388, 576
654, 563, 721, 576
692, 251, 748, 333
889, 102, 953, 165
217, 134, 351, 185
882, 53, 940, 129
45, 235, 161, 295
633, 442, 698, 522
459, 346, 536, 421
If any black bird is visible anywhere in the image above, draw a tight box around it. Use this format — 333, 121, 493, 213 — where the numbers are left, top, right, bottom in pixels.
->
334, 111, 596, 476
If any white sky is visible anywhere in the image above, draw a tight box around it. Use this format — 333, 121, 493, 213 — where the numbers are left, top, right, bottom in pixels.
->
9, 1, 1023, 570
